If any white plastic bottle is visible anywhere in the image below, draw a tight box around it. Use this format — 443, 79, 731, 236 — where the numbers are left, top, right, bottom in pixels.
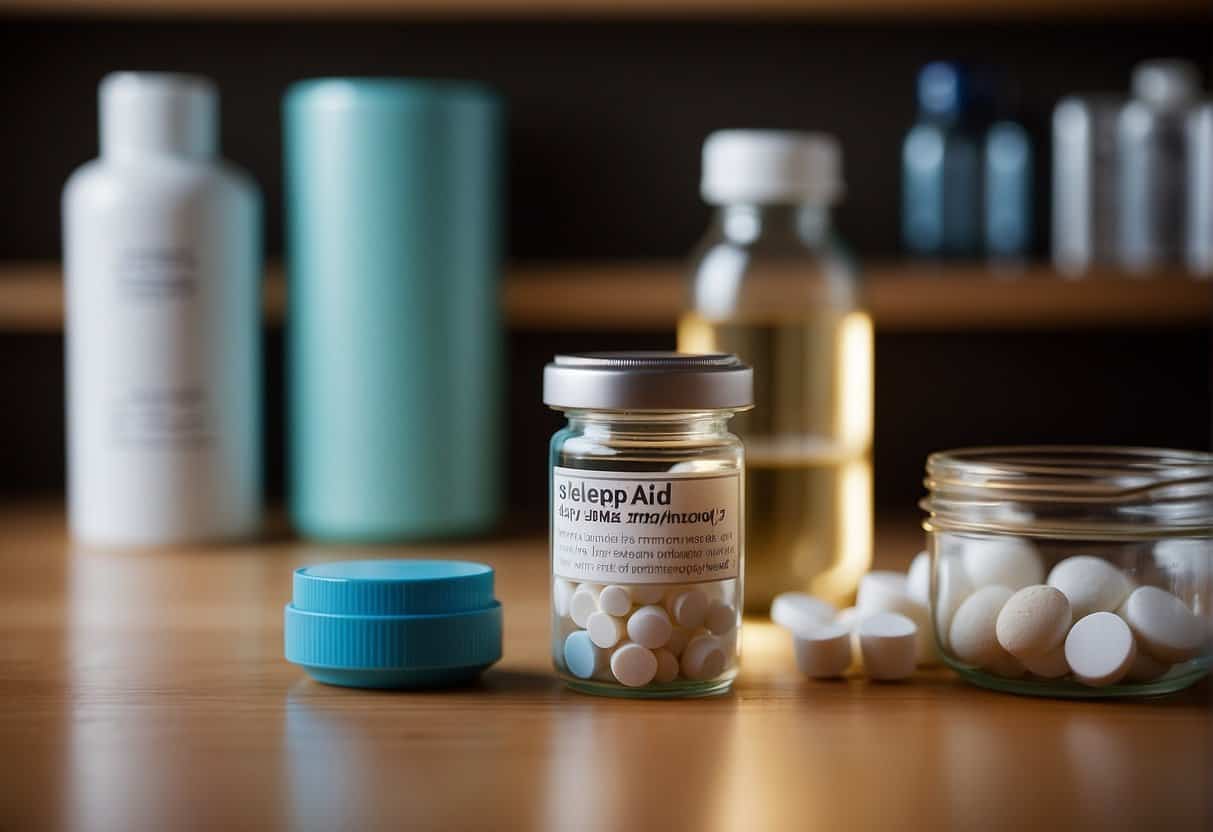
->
63, 73, 262, 545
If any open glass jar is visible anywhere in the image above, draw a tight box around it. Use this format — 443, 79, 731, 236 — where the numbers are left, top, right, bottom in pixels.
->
543, 353, 752, 697
923, 446, 1212, 698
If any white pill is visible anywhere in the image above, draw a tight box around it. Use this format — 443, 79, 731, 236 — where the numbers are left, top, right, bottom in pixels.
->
668, 588, 709, 629
563, 631, 608, 679
553, 578, 576, 618
598, 585, 632, 617
652, 647, 680, 683
949, 586, 1024, 677
962, 537, 1044, 590
859, 612, 918, 681
1047, 556, 1132, 619
629, 584, 667, 605
1124, 646, 1171, 683
1065, 611, 1136, 687
569, 585, 600, 628
626, 604, 674, 649
836, 607, 865, 667
1021, 645, 1071, 679
935, 560, 974, 651
770, 592, 837, 636
856, 571, 910, 612
705, 600, 737, 636
793, 622, 853, 679
610, 641, 659, 687
681, 634, 726, 681
1118, 585, 1204, 663
666, 625, 692, 657
906, 551, 931, 605
586, 610, 624, 649
996, 585, 1072, 659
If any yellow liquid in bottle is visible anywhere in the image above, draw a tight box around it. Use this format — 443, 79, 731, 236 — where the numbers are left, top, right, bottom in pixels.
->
678, 310, 874, 610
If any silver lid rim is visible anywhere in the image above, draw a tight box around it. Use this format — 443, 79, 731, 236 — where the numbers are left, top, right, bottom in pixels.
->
543, 352, 754, 411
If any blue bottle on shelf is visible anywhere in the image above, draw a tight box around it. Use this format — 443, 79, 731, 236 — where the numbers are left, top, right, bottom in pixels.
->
984, 120, 1033, 260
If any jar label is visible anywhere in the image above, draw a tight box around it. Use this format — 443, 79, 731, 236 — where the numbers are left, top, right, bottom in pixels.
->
552, 467, 741, 584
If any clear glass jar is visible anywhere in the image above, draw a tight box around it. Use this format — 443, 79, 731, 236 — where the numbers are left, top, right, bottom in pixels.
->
923, 446, 1212, 698
677, 130, 873, 611
543, 353, 752, 697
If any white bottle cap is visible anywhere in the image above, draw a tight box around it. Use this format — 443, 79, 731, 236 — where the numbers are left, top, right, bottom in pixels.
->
1131, 59, 1201, 112
701, 129, 843, 205
100, 72, 218, 159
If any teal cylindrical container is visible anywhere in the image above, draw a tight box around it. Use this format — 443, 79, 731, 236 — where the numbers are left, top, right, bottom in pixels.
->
285, 79, 503, 540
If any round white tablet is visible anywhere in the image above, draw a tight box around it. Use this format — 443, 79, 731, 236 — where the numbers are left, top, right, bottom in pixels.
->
793, 622, 853, 679
962, 537, 1044, 590
1021, 645, 1070, 679
771, 592, 838, 636
935, 559, 974, 651
856, 571, 910, 612
626, 604, 674, 649
553, 578, 576, 618
610, 641, 659, 687
1118, 586, 1204, 663
668, 588, 709, 630
995, 585, 1072, 658
705, 600, 737, 636
681, 634, 726, 681
1046, 556, 1132, 619
598, 585, 632, 617
906, 551, 931, 605
1065, 611, 1136, 687
586, 610, 624, 649
859, 612, 918, 681
569, 584, 600, 628
949, 585, 1023, 677
629, 584, 667, 605
1124, 647, 1171, 683
666, 626, 692, 657
653, 647, 680, 683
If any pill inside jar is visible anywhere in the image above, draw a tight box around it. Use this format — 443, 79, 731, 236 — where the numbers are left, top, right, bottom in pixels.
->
544, 353, 753, 697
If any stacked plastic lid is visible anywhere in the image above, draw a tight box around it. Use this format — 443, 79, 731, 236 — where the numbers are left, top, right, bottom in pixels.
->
284, 560, 502, 689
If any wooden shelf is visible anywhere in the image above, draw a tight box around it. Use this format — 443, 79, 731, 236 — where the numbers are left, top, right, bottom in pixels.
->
2, 260, 1208, 334
3, 0, 1205, 17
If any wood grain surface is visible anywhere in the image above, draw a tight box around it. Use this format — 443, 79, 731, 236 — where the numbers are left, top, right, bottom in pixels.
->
0, 504, 1208, 831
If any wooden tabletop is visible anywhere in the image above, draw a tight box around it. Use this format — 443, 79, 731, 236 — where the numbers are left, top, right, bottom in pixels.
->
1, 504, 1208, 831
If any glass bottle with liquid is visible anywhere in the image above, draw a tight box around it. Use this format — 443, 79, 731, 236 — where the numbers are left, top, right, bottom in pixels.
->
678, 130, 873, 611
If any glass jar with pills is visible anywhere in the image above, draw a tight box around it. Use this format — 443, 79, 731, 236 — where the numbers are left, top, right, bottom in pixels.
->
922, 446, 1212, 698
543, 352, 753, 697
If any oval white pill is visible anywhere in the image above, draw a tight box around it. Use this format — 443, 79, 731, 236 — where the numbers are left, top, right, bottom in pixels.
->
669, 588, 709, 629
563, 631, 606, 679
553, 578, 576, 618
906, 551, 931, 605
666, 625, 691, 657
1124, 646, 1171, 683
1065, 611, 1136, 687
935, 559, 974, 651
770, 592, 837, 636
610, 641, 659, 687
996, 585, 1072, 658
705, 600, 736, 636
859, 612, 918, 681
598, 585, 632, 617
586, 610, 624, 648
856, 571, 910, 612
949, 585, 1023, 677
1047, 556, 1132, 619
1118, 585, 1204, 663
653, 647, 680, 683
569, 585, 599, 628
1021, 644, 1070, 679
626, 604, 674, 649
793, 622, 852, 679
962, 537, 1044, 590
629, 584, 666, 605
681, 634, 726, 681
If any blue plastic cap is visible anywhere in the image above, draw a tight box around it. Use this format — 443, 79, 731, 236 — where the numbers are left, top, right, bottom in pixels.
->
284, 560, 502, 689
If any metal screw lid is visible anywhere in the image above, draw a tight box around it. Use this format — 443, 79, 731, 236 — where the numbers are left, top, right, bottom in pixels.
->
543, 351, 754, 411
